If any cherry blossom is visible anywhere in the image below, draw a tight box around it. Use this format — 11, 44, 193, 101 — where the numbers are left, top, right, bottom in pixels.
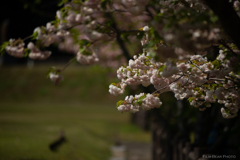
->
49, 72, 64, 85
1, 0, 240, 119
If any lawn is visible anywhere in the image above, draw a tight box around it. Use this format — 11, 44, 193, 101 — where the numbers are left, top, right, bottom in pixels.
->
0, 64, 150, 160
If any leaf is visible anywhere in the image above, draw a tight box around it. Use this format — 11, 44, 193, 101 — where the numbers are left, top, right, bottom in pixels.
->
146, 56, 152, 59
158, 65, 166, 72
79, 39, 91, 47
210, 16, 218, 23
187, 97, 194, 103
0, 41, 10, 56
70, 28, 80, 44
144, 60, 151, 66
46, 66, 56, 78
60, 6, 71, 18
136, 95, 146, 106
24, 48, 30, 57
145, 41, 155, 48
218, 44, 224, 48
116, 100, 125, 107
213, 95, 217, 100
225, 108, 231, 114
149, 52, 156, 58
211, 60, 221, 69
79, 47, 86, 53
31, 31, 39, 40
126, 68, 132, 72
82, 50, 92, 56
106, 20, 113, 27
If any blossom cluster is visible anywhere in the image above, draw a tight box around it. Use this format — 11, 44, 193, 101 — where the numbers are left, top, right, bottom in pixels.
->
5, 39, 25, 58
116, 93, 162, 113
111, 49, 240, 118
27, 42, 51, 60
109, 25, 240, 118
49, 72, 64, 85
3, 0, 151, 66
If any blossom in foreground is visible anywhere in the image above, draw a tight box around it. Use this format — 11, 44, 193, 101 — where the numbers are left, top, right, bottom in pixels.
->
117, 93, 162, 113
5, 39, 25, 58
109, 25, 240, 118
27, 42, 51, 60
49, 72, 64, 85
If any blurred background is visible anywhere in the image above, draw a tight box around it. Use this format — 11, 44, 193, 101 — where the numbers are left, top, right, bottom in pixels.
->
0, 1, 151, 160
0, 65, 151, 160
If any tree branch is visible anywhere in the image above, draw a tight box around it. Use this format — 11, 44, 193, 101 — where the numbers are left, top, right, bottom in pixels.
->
107, 13, 132, 61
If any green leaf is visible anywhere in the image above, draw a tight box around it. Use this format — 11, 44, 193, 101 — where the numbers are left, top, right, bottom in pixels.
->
146, 56, 152, 59
79, 47, 86, 53
59, 6, 71, 18
218, 44, 224, 48
126, 68, 132, 72
144, 60, 151, 66
213, 95, 217, 100
0, 41, 10, 56
136, 70, 139, 76
187, 97, 194, 103
82, 50, 92, 56
110, 83, 116, 86
136, 95, 146, 106
158, 65, 166, 72
211, 60, 221, 69
210, 16, 218, 23
61, 19, 68, 23
46, 66, 56, 78
31, 31, 39, 40
24, 48, 30, 57
70, 28, 80, 44
145, 41, 155, 48
149, 51, 156, 58
194, 87, 200, 91
225, 108, 231, 114
79, 39, 91, 47
106, 20, 113, 27
116, 100, 125, 107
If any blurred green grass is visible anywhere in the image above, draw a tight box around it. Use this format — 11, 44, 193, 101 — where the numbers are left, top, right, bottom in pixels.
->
0, 64, 150, 160
0, 64, 121, 104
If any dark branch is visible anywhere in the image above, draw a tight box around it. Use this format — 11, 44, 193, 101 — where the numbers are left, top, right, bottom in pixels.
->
107, 13, 132, 61
218, 39, 238, 57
